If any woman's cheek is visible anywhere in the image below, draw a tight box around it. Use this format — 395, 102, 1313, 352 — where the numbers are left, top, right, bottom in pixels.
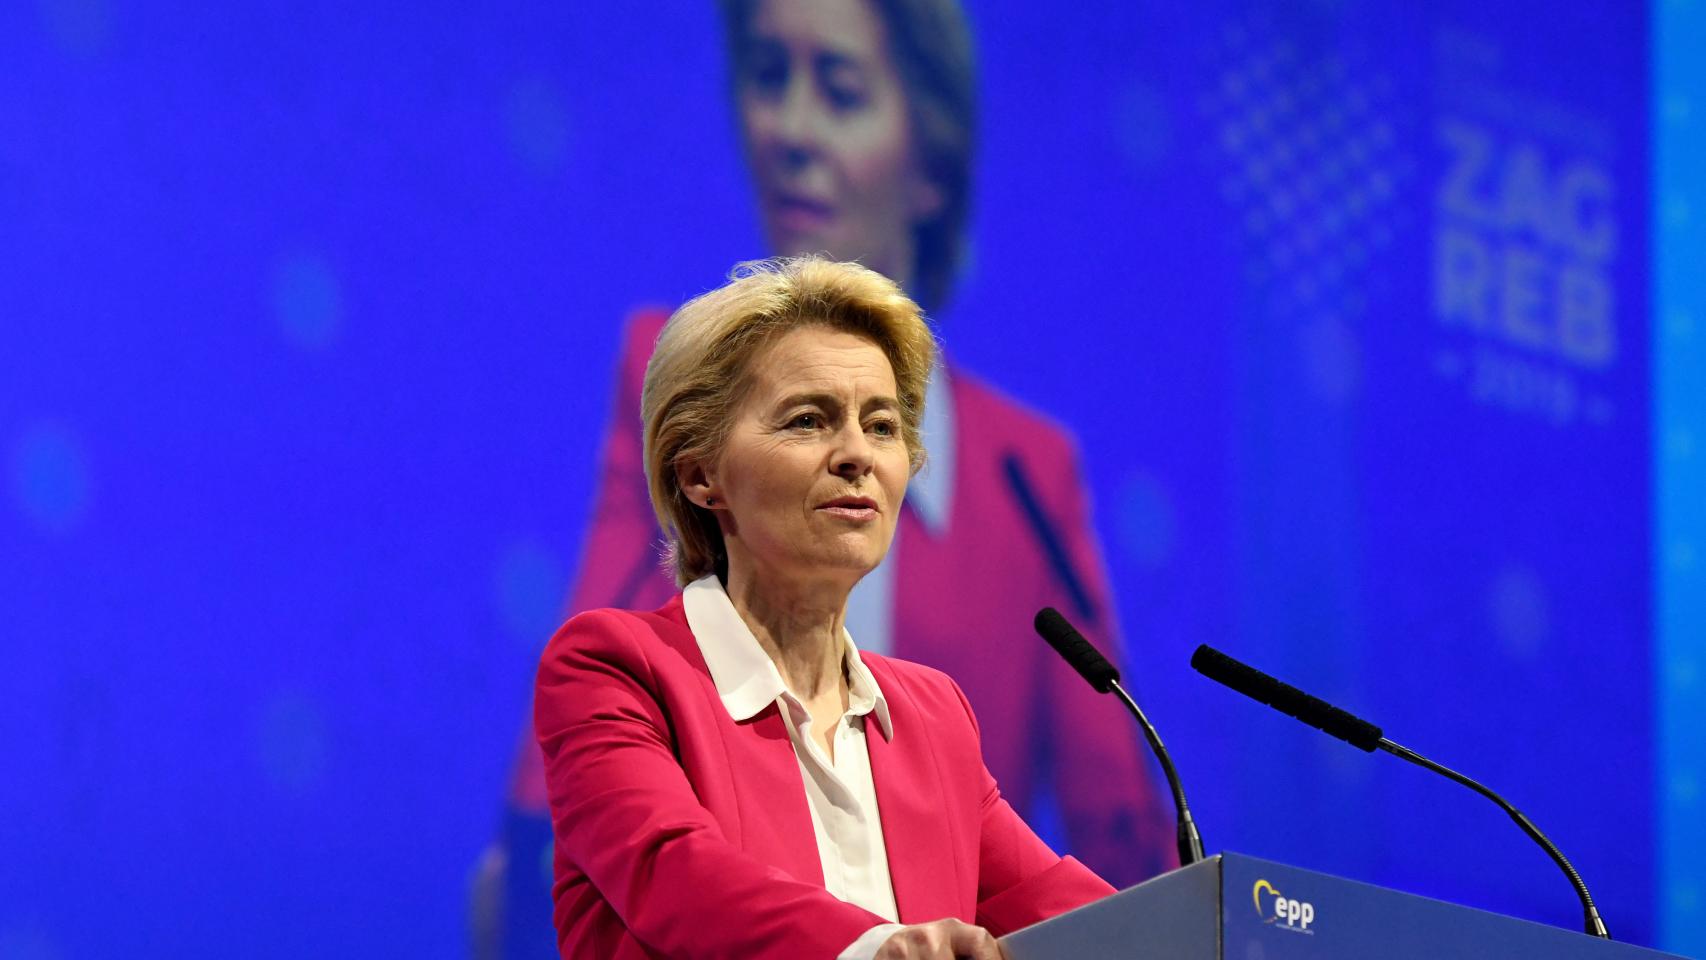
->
840, 128, 907, 193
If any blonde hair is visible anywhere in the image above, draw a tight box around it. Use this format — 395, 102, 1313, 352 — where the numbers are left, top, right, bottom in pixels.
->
642, 257, 936, 586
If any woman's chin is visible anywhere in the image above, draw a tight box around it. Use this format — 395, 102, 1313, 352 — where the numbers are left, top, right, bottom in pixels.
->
801, 540, 890, 579
765, 221, 842, 262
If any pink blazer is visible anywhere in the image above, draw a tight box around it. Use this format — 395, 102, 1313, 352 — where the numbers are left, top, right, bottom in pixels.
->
515, 309, 1172, 887
534, 596, 1116, 959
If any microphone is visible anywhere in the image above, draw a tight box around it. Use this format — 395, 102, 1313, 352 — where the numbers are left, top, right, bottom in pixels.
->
1035, 608, 1204, 866
1189, 645, 1383, 750
1190, 645, 1610, 939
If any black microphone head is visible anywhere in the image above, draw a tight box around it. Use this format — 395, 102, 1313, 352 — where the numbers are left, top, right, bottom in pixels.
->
1191, 644, 1383, 751
1035, 607, 1119, 694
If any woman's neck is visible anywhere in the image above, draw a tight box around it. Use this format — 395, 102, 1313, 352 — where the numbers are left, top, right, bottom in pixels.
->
721, 563, 850, 702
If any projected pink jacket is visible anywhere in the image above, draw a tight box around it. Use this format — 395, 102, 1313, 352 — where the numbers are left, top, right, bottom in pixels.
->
533, 597, 1116, 958
516, 309, 1171, 887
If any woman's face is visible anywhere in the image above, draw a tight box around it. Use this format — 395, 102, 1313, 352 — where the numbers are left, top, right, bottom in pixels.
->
690, 325, 910, 589
735, 0, 941, 288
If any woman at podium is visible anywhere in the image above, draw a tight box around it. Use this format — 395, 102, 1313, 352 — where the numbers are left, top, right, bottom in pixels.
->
483, 3, 1168, 950
533, 258, 1115, 959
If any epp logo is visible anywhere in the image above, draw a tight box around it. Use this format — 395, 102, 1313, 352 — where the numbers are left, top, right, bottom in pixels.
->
1253, 878, 1315, 934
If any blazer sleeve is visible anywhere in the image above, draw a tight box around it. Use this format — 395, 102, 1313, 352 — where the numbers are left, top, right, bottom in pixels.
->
534, 609, 887, 960
566, 309, 679, 616
945, 679, 1117, 935
507, 309, 678, 815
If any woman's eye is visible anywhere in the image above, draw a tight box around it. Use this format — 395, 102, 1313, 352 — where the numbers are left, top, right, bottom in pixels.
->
753, 63, 786, 94
825, 81, 867, 112
868, 419, 897, 437
745, 46, 788, 95
819, 63, 869, 112
790, 413, 820, 430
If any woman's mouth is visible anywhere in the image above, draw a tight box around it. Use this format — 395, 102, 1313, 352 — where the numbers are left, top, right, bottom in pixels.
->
817, 497, 879, 522
770, 193, 836, 236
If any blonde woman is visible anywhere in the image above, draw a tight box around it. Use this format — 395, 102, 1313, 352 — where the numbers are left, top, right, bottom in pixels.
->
534, 258, 1114, 959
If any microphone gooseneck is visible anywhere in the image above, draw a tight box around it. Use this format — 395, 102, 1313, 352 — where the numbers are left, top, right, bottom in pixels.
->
1035, 608, 1205, 866
1189, 644, 1610, 940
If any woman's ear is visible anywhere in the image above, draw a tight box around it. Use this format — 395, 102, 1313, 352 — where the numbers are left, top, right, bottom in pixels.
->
675, 457, 720, 510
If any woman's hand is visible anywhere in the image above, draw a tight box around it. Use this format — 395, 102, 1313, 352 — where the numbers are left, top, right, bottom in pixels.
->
875, 919, 1004, 959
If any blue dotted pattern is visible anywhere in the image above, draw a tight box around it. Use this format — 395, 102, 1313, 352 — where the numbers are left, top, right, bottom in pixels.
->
1203, 22, 1411, 326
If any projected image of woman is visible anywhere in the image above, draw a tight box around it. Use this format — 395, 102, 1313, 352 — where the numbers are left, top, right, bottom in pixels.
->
734, 0, 962, 315
475, 1, 1173, 955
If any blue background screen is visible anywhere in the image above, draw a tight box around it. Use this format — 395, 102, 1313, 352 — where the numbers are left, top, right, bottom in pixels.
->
2, 1, 1701, 956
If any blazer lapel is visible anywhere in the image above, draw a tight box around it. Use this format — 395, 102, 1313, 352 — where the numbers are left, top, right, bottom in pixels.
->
724, 703, 826, 887
667, 588, 827, 887
865, 661, 971, 923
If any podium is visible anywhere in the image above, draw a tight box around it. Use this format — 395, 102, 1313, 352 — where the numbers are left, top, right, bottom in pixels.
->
1000, 852, 1690, 960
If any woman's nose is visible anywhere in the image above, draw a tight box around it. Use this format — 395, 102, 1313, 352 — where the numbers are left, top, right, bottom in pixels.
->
775, 72, 823, 159
831, 424, 875, 477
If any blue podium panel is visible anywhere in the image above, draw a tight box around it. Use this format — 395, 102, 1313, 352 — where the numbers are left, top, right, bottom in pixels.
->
1002, 853, 1691, 960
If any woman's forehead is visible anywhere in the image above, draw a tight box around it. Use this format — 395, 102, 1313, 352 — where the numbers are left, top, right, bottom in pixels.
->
747, 0, 889, 63
746, 327, 897, 397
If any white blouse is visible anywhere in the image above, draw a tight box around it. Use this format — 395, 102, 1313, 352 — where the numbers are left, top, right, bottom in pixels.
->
683, 575, 907, 960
